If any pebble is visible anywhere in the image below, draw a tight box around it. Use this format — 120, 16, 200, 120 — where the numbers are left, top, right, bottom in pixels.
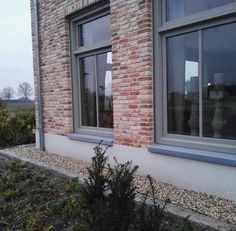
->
3, 144, 236, 225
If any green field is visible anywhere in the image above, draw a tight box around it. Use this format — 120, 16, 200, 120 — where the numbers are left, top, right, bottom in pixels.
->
5, 102, 34, 113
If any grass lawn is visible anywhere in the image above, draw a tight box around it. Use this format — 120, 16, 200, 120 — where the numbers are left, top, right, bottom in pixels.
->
0, 155, 81, 231
5, 102, 34, 113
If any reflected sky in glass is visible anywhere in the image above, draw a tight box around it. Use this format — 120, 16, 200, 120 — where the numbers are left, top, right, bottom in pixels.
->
167, 0, 236, 21
79, 15, 111, 47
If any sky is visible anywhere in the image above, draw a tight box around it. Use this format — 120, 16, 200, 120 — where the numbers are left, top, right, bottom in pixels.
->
0, 0, 34, 99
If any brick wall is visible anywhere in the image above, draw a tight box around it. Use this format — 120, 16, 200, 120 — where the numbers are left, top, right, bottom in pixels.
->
111, 0, 153, 147
32, 0, 153, 147
31, 0, 99, 135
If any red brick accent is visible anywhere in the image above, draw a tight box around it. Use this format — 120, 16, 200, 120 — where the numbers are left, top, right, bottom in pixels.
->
111, 0, 153, 147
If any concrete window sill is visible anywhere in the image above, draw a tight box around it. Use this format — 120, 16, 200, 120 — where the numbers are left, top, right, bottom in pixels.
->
148, 144, 236, 167
68, 133, 113, 146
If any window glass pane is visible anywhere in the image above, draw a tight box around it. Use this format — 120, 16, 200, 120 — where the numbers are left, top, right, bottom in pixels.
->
166, 0, 236, 21
167, 32, 199, 135
202, 22, 236, 140
97, 52, 113, 128
80, 56, 97, 127
79, 15, 111, 47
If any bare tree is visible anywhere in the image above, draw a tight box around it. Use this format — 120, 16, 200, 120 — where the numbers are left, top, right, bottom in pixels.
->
18, 82, 33, 103
1, 87, 14, 101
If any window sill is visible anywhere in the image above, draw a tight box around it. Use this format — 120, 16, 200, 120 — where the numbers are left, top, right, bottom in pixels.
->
148, 144, 236, 167
68, 133, 113, 146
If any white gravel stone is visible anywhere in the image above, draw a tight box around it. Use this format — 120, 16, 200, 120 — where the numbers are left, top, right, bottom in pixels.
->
3, 144, 236, 225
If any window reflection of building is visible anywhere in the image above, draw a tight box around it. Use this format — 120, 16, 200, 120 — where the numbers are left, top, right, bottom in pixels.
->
167, 21, 236, 140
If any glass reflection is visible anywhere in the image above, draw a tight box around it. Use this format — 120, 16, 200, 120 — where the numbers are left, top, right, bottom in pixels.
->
80, 56, 97, 127
79, 15, 111, 47
167, 0, 236, 21
80, 52, 113, 128
202, 22, 236, 139
167, 32, 199, 135
97, 52, 113, 128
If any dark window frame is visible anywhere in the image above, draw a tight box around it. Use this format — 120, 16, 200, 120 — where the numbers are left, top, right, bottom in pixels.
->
69, 1, 113, 138
153, 0, 236, 154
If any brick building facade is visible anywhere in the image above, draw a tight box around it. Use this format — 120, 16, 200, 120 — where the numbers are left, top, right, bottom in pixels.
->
31, 0, 236, 201
32, 0, 153, 146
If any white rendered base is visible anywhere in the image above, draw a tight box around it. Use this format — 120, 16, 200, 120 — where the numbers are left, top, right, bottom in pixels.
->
42, 133, 236, 201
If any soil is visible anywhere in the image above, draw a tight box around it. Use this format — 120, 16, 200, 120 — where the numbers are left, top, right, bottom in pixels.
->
0, 155, 81, 231
0, 154, 224, 231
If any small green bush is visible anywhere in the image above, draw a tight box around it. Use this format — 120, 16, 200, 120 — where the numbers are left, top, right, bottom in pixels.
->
132, 175, 168, 231
75, 143, 195, 231
0, 99, 6, 109
0, 110, 10, 146
173, 216, 194, 231
0, 109, 35, 147
77, 144, 138, 231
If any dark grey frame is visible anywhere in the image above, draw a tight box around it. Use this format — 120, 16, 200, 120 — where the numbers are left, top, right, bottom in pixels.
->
153, 0, 236, 154
69, 1, 113, 138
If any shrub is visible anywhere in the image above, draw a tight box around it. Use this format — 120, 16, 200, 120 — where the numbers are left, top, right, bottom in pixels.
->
106, 159, 138, 231
174, 216, 194, 231
0, 110, 10, 146
0, 98, 6, 109
0, 110, 35, 147
78, 144, 138, 231
74, 143, 194, 231
132, 175, 168, 231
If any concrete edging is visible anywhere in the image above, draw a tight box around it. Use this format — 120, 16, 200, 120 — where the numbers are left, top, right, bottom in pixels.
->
0, 149, 235, 231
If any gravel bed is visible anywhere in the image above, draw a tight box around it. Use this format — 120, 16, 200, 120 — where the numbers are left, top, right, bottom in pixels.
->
3, 144, 236, 225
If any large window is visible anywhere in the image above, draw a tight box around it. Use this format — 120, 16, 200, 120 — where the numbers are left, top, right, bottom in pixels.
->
154, 0, 236, 154
70, 2, 112, 137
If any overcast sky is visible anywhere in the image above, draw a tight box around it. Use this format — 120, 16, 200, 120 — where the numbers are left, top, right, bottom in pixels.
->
0, 0, 33, 99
